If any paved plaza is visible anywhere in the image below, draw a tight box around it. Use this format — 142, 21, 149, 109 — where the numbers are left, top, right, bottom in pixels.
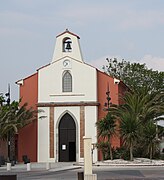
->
0, 159, 164, 179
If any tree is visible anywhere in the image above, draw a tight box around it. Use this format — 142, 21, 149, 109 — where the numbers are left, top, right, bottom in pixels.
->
0, 101, 37, 140
96, 141, 111, 160
111, 92, 142, 161
0, 94, 5, 107
141, 121, 160, 160
102, 58, 164, 160
120, 112, 140, 161
103, 58, 164, 93
110, 90, 164, 160
96, 112, 116, 160
139, 90, 164, 123
0, 100, 38, 161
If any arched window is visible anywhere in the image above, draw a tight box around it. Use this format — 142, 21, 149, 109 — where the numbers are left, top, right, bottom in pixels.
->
62, 71, 72, 92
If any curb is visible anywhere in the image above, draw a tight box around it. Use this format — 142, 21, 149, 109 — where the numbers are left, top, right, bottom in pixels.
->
49, 166, 82, 172
0, 165, 82, 173
74, 163, 164, 167
95, 163, 164, 167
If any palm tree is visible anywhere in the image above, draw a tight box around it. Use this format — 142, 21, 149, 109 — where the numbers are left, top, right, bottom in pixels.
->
110, 90, 164, 161
139, 90, 164, 124
120, 112, 140, 161
0, 101, 37, 139
110, 92, 145, 160
141, 120, 160, 160
0, 100, 38, 161
96, 112, 116, 160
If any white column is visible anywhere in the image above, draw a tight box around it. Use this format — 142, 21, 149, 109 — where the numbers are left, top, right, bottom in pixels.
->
83, 136, 92, 175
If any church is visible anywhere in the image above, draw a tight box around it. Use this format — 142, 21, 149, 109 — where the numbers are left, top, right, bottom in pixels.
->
16, 30, 127, 163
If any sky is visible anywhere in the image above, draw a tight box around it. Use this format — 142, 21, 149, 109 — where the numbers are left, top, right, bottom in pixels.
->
0, 0, 164, 101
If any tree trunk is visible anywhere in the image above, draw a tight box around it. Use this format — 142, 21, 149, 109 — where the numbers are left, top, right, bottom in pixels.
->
150, 146, 153, 160
102, 150, 105, 160
10, 134, 15, 161
109, 145, 113, 160
130, 145, 133, 161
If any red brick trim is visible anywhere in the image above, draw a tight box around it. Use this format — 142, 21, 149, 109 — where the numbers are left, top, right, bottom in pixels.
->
37, 102, 99, 107
50, 107, 54, 158
80, 106, 85, 158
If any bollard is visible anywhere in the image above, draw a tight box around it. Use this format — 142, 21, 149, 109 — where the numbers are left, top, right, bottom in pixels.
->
11, 160, 15, 166
77, 172, 84, 180
7, 162, 11, 171
27, 163, 31, 171
46, 162, 50, 170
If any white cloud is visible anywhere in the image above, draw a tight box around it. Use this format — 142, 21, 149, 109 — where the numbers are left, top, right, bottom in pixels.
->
59, 3, 164, 30
0, 27, 39, 38
89, 55, 122, 70
89, 54, 164, 72
2, 3, 164, 33
141, 55, 164, 71
60, 5, 113, 23
89, 56, 106, 70
120, 10, 164, 29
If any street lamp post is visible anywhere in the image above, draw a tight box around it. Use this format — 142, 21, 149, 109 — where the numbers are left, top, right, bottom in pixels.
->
104, 82, 111, 111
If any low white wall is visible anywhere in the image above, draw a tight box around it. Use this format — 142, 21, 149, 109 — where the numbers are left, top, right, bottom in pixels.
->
85, 106, 98, 162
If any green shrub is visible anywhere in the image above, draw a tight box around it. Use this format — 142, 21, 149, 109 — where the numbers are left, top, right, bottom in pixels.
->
113, 146, 130, 160
97, 142, 111, 160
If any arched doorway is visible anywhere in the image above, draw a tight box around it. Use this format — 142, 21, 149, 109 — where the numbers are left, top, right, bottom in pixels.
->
59, 113, 76, 162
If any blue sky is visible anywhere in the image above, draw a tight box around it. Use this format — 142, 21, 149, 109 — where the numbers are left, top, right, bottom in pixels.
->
0, 0, 164, 100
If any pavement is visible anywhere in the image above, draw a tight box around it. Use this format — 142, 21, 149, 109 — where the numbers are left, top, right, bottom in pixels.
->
0, 162, 81, 173
0, 158, 164, 173
94, 158, 164, 167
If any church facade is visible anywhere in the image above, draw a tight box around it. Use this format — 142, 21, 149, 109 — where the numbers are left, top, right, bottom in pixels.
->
16, 30, 127, 162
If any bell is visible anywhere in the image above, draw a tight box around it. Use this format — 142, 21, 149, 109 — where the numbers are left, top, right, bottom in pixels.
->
65, 41, 72, 51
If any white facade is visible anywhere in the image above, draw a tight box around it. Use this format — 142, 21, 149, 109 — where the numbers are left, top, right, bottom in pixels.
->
38, 107, 50, 162
37, 30, 98, 162
38, 57, 97, 103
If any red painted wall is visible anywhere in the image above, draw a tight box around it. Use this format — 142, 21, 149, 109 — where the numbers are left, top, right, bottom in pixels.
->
0, 140, 7, 158
97, 71, 119, 119
97, 70, 124, 160
17, 73, 38, 162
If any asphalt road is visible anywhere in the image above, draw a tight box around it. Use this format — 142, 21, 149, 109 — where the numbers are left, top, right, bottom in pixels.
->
94, 166, 164, 179
0, 166, 164, 180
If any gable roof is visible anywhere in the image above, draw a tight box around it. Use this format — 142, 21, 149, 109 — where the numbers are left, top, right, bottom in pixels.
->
56, 29, 80, 39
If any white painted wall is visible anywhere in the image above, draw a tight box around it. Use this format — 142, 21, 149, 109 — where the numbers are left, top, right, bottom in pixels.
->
37, 105, 98, 162
38, 107, 50, 162
38, 58, 97, 103
52, 32, 83, 63
37, 30, 98, 163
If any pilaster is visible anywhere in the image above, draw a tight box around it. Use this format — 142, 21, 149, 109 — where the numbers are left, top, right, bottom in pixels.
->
80, 106, 85, 158
49, 107, 54, 158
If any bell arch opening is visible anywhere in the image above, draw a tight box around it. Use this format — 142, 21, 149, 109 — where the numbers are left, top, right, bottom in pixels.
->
63, 37, 72, 52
